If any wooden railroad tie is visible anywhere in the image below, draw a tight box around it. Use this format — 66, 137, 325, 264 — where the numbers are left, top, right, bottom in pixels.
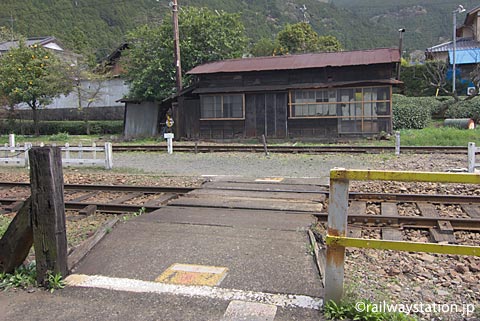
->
416, 202, 456, 244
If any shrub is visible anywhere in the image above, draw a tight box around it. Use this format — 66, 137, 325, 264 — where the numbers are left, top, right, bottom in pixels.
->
445, 98, 480, 123
0, 120, 123, 135
392, 94, 437, 129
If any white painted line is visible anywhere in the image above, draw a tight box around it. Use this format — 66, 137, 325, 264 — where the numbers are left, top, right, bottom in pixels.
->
221, 300, 277, 321
66, 274, 323, 310
170, 263, 227, 274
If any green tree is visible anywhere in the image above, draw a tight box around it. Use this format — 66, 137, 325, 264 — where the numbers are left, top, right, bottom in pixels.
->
0, 40, 72, 135
124, 6, 248, 101
0, 26, 20, 43
250, 37, 277, 57
275, 22, 342, 55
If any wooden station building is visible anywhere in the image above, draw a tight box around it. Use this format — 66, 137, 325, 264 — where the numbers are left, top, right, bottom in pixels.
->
173, 48, 401, 140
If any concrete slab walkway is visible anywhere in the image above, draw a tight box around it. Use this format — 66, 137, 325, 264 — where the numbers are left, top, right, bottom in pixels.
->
1, 179, 326, 320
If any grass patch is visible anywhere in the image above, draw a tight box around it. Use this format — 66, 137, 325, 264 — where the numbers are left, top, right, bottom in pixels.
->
0, 134, 103, 146
0, 262, 65, 292
2, 126, 479, 148
399, 127, 480, 146
324, 299, 417, 321
324, 280, 417, 321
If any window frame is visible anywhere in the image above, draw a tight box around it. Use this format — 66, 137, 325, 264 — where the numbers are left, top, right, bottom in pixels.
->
200, 94, 246, 120
288, 86, 392, 134
288, 86, 392, 120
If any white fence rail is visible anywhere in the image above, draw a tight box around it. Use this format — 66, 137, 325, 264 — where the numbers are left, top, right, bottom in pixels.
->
468, 142, 479, 173
0, 142, 112, 169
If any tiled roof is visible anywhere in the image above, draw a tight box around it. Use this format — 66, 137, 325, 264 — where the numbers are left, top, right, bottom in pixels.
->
426, 37, 480, 53
0, 36, 60, 52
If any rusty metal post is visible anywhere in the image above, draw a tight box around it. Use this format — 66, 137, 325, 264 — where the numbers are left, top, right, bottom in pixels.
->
324, 170, 349, 303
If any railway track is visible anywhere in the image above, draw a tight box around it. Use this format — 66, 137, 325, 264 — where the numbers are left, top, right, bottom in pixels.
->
1, 181, 480, 241
112, 144, 469, 154
0, 182, 195, 214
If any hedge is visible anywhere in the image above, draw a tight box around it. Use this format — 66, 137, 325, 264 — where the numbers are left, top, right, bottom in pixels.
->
445, 98, 480, 123
0, 120, 123, 135
392, 94, 439, 129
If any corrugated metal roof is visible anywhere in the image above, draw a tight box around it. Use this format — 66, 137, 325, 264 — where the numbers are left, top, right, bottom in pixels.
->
448, 48, 480, 64
187, 48, 400, 75
426, 37, 480, 53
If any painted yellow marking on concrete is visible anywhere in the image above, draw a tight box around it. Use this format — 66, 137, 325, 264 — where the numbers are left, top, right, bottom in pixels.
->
255, 177, 284, 182
155, 263, 228, 286
326, 235, 480, 257
330, 169, 480, 184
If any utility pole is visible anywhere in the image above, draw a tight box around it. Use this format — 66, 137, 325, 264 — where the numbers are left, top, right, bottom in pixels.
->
171, 0, 182, 93
10, 13, 15, 42
452, 5, 466, 95
397, 28, 405, 81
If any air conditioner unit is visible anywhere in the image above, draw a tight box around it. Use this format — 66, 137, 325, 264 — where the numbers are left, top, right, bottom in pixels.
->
467, 87, 477, 96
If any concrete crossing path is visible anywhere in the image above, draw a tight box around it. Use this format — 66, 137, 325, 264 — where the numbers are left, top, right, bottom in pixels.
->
1, 179, 326, 321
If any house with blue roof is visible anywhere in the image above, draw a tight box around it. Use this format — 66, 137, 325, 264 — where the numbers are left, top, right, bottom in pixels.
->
425, 5, 480, 94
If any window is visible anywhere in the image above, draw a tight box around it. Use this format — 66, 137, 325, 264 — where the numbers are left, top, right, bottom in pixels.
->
289, 86, 391, 133
201, 94, 244, 119
290, 86, 391, 118
292, 90, 337, 116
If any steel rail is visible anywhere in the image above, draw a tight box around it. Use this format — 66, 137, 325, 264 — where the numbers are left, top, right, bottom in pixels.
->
313, 213, 480, 231
112, 145, 468, 154
1, 198, 480, 231
0, 182, 195, 194
1, 182, 479, 204
2, 197, 479, 231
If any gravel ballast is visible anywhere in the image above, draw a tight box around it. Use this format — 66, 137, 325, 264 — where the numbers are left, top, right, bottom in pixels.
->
0, 151, 478, 320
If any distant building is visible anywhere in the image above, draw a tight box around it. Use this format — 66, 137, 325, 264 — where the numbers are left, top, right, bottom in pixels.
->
0, 36, 78, 64
97, 42, 129, 77
0, 39, 129, 121
122, 48, 401, 140
425, 5, 480, 91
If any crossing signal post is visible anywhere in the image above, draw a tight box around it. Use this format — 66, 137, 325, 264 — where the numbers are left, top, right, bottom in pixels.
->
164, 115, 175, 154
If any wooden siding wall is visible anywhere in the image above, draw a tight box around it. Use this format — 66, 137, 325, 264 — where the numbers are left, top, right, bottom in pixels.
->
245, 93, 287, 138
184, 92, 288, 140
197, 64, 394, 89
288, 118, 338, 138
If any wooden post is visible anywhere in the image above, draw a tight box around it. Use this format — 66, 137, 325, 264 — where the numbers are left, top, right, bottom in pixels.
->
0, 198, 33, 273
324, 170, 349, 303
29, 147, 68, 284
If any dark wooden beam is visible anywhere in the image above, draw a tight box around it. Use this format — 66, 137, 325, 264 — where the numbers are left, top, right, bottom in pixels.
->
29, 147, 68, 284
0, 198, 33, 273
